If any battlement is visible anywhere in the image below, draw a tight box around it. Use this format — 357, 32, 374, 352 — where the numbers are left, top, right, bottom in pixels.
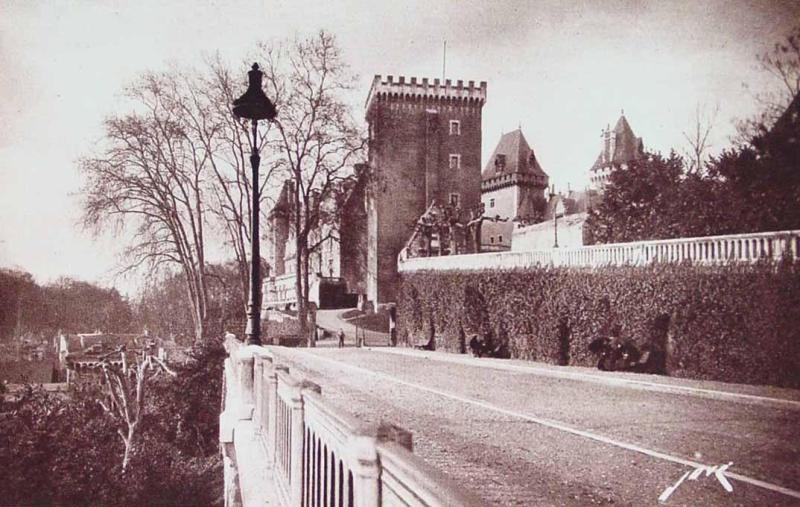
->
365, 74, 487, 111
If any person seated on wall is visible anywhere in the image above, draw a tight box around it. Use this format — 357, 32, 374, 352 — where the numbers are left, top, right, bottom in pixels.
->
589, 326, 665, 373
469, 332, 510, 359
589, 325, 640, 371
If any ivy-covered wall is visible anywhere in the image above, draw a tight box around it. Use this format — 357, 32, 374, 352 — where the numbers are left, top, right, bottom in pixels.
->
397, 262, 800, 387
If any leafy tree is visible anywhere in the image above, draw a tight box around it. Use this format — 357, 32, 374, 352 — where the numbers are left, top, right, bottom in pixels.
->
0, 268, 39, 340
585, 152, 686, 244
135, 262, 245, 344
0, 271, 134, 340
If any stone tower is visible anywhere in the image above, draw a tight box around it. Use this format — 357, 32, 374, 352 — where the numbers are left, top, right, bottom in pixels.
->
365, 75, 487, 305
589, 113, 644, 191
481, 128, 549, 221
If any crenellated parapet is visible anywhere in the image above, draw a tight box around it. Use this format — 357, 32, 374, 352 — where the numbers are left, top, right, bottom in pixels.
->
481, 172, 549, 193
366, 74, 487, 113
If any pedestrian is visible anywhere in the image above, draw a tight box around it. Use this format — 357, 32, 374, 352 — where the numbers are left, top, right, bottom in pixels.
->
388, 305, 397, 347
337, 328, 345, 348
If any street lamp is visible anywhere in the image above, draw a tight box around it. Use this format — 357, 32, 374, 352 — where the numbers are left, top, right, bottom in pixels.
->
549, 186, 559, 248
233, 63, 277, 346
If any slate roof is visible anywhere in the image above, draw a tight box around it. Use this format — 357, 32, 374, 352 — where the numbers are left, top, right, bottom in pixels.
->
482, 129, 549, 182
590, 114, 644, 171
269, 180, 294, 218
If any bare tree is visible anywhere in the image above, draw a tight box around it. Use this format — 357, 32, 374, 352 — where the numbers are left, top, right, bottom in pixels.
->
682, 102, 719, 173
80, 61, 279, 341
737, 25, 800, 142
759, 27, 800, 103
97, 347, 176, 471
80, 73, 212, 341
262, 32, 366, 345
166, 59, 279, 314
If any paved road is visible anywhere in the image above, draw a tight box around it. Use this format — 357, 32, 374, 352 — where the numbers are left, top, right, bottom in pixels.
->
269, 346, 800, 506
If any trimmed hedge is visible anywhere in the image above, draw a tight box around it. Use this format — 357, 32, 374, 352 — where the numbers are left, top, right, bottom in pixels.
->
397, 261, 800, 388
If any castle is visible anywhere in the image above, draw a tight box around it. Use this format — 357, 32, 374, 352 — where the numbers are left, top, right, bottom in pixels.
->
264, 75, 645, 309
364, 75, 487, 304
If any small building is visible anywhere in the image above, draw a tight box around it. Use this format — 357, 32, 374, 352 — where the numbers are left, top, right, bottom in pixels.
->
479, 128, 549, 251
58, 332, 176, 384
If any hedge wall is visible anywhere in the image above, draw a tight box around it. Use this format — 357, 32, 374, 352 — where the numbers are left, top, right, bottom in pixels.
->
397, 261, 800, 388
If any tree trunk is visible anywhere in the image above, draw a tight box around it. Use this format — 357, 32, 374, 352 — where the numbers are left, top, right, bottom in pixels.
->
121, 425, 135, 472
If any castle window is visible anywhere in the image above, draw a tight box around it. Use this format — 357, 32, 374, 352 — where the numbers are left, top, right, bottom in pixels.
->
489, 198, 495, 208
490, 236, 495, 244
449, 193, 461, 207
449, 154, 461, 170
449, 120, 460, 135
499, 235, 503, 243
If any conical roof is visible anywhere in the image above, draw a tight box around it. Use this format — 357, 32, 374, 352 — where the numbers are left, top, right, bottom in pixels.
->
482, 129, 548, 181
590, 113, 644, 171
611, 115, 643, 164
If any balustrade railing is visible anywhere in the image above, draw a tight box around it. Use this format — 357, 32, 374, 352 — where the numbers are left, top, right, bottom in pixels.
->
398, 229, 800, 272
220, 336, 480, 507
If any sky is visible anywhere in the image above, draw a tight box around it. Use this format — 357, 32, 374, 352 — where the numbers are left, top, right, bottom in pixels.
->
1, 0, 798, 293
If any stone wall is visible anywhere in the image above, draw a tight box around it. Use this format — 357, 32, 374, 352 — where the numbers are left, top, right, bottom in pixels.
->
512, 213, 587, 251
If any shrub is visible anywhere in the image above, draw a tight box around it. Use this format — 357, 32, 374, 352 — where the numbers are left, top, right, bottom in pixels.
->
397, 261, 800, 387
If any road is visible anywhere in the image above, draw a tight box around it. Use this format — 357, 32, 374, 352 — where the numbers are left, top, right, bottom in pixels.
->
269, 346, 800, 506
315, 309, 389, 347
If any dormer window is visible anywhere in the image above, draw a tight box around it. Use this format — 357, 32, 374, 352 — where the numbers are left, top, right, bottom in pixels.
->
495, 154, 507, 172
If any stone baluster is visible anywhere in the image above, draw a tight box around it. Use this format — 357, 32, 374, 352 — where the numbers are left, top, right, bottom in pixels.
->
350, 435, 380, 507
237, 352, 255, 420
269, 365, 288, 464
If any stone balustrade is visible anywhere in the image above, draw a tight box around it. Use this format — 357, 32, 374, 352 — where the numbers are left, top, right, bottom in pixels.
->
398, 229, 800, 272
219, 336, 481, 507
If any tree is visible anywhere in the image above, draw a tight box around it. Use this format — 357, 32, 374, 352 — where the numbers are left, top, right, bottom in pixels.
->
0, 268, 39, 340
682, 102, 719, 174
737, 25, 800, 143
262, 31, 366, 344
585, 152, 685, 244
80, 74, 212, 342
97, 347, 177, 471
0, 339, 225, 506
707, 96, 800, 233
165, 59, 279, 316
80, 58, 286, 343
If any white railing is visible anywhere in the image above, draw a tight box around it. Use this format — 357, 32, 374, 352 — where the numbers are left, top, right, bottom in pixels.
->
220, 336, 481, 507
398, 229, 800, 272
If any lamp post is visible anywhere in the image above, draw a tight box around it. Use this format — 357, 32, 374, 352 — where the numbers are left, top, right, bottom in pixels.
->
232, 63, 277, 346
550, 186, 559, 248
